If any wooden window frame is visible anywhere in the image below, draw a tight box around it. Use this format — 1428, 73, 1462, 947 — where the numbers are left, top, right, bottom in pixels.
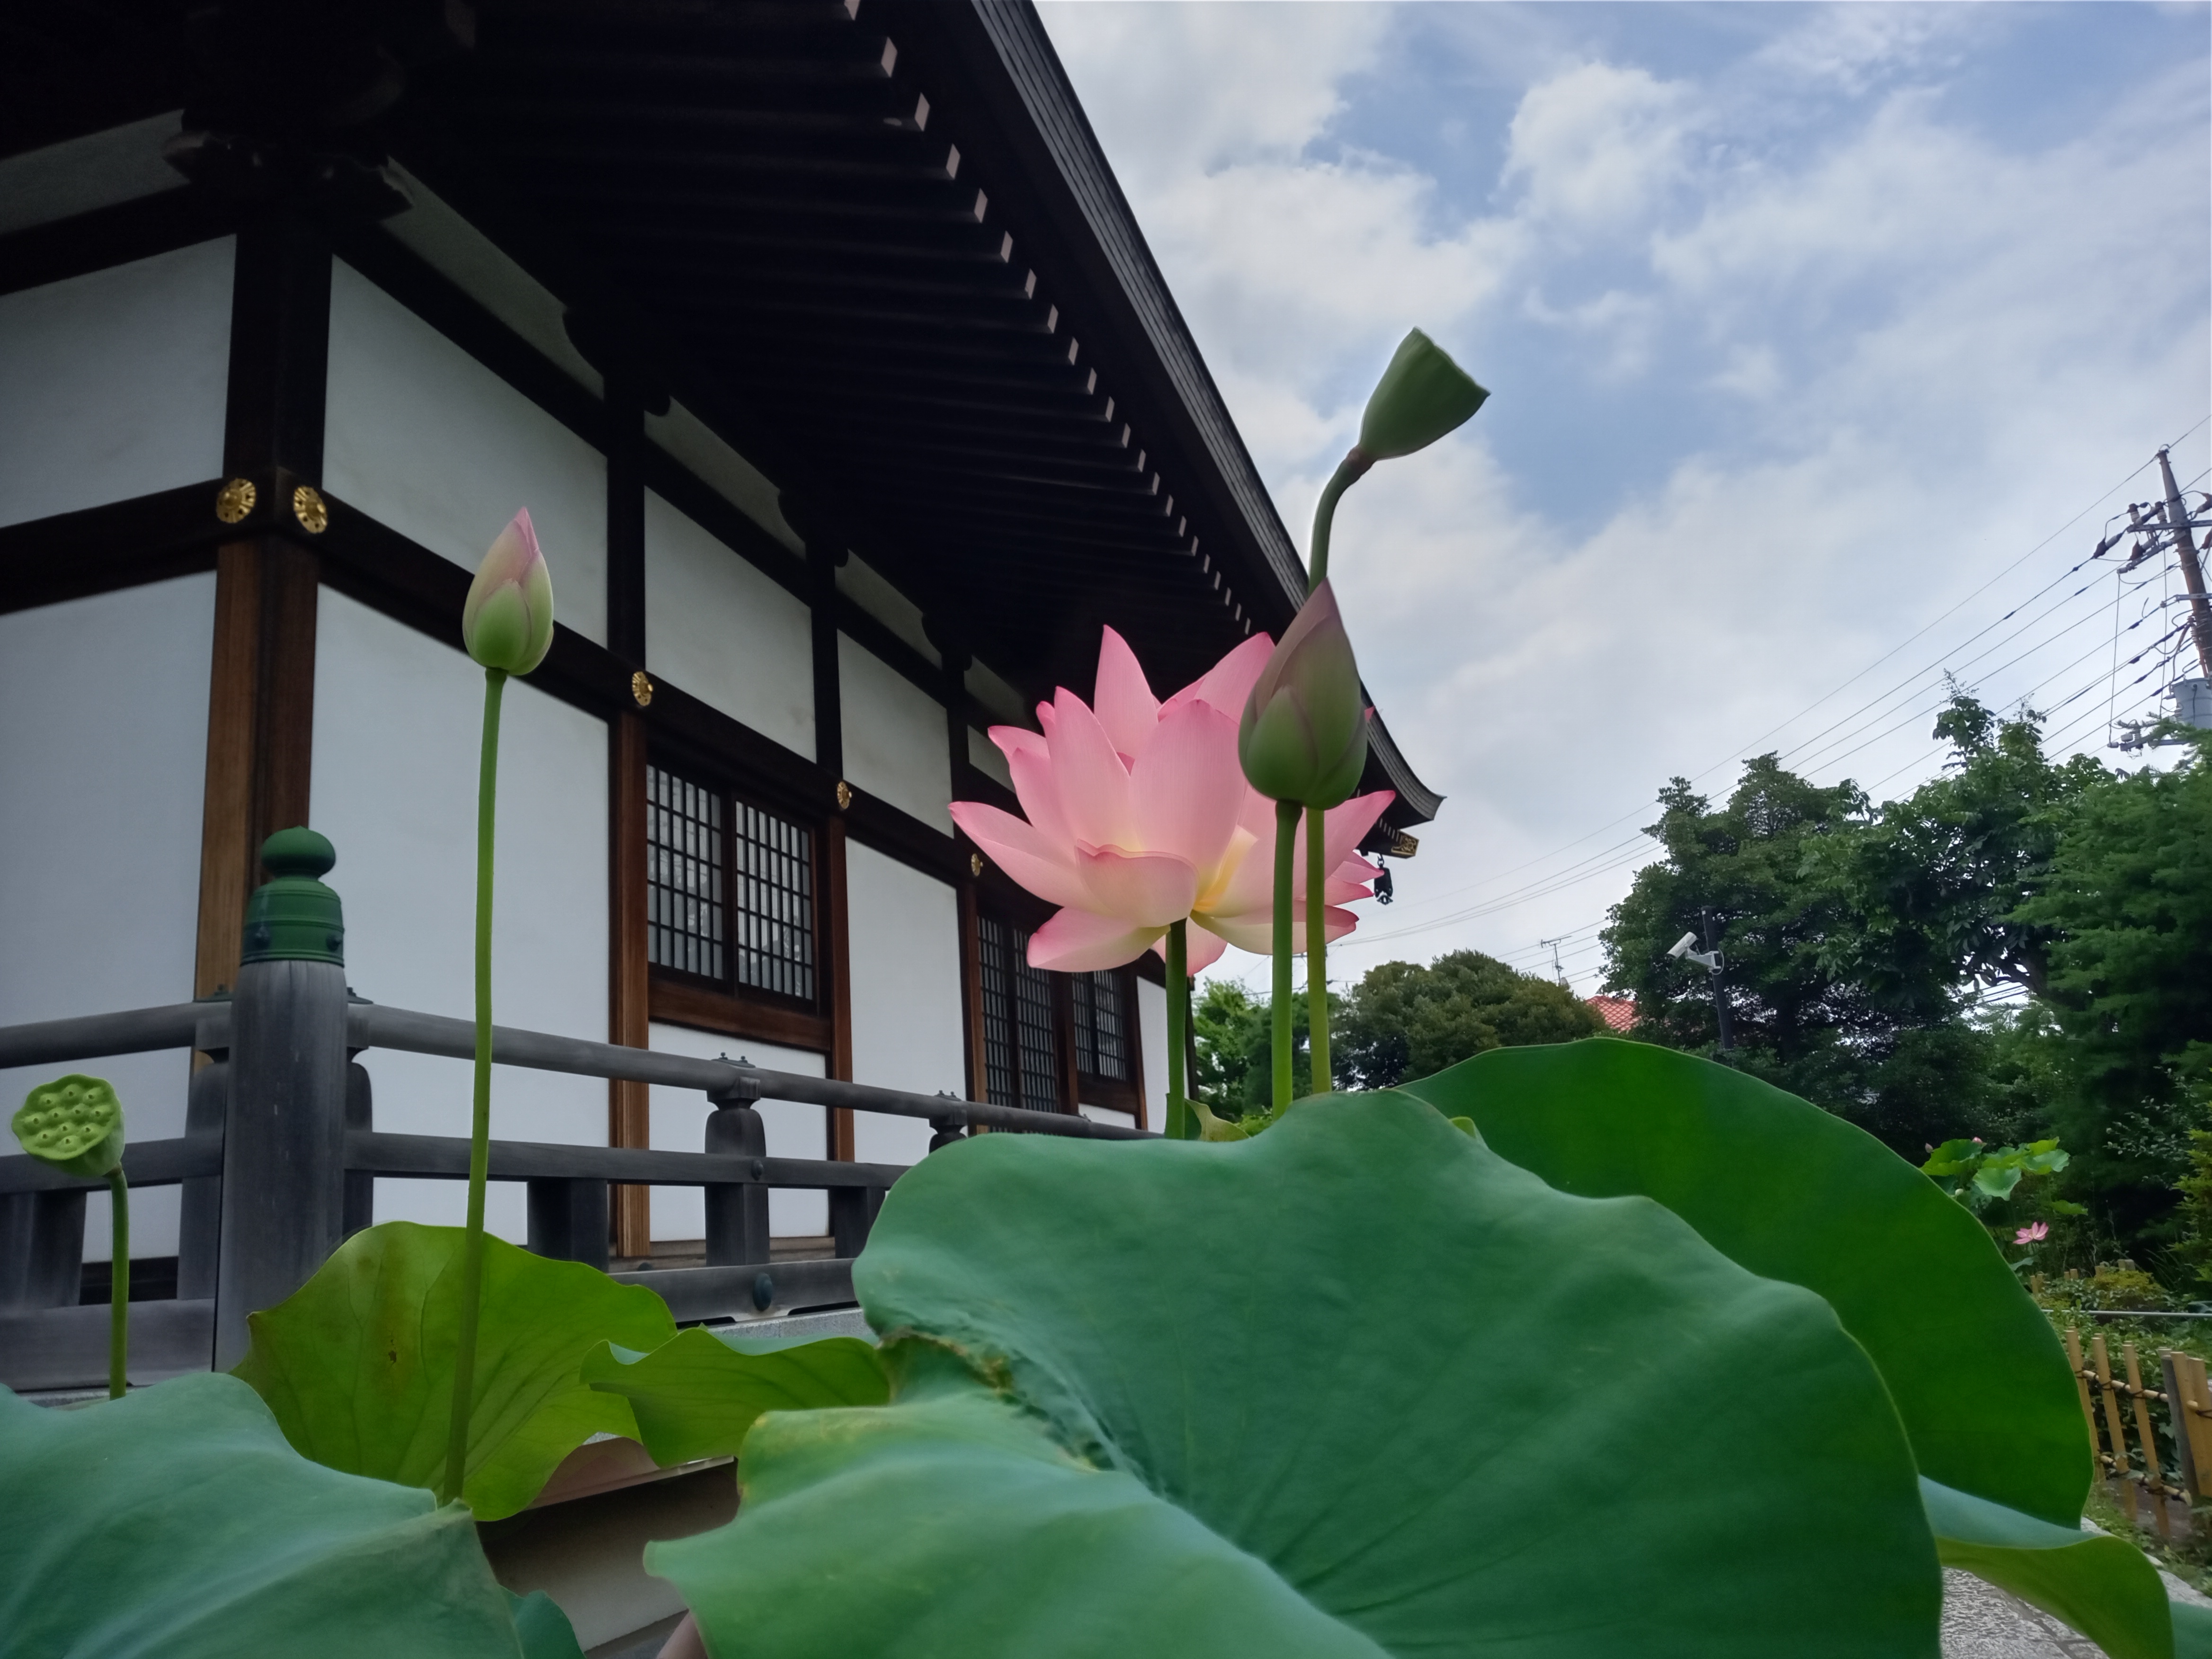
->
643, 751, 834, 1055
970, 895, 1146, 1125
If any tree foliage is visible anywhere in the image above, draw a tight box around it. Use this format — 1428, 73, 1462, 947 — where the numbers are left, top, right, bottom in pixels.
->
1192, 952, 1598, 1113
1599, 698, 2211, 1261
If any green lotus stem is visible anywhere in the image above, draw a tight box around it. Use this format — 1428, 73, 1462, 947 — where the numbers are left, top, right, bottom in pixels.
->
1307, 451, 1373, 593
1306, 804, 1329, 1095
106, 1167, 128, 1400
1271, 798, 1299, 1110
444, 665, 507, 1505
1165, 920, 1192, 1139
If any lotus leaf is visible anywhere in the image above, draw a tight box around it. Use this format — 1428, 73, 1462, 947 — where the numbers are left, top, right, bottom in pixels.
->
0, 1372, 528, 1657
234, 1220, 675, 1517
651, 1092, 1944, 1656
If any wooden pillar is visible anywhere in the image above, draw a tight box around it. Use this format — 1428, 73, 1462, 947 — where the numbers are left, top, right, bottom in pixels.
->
824, 815, 856, 1159
1123, 965, 1148, 1132
604, 370, 651, 1259
957, 881, 987, 1104
195, 214, 331, 1002
608, 711, 652, 1259
802, 518, 855, 1158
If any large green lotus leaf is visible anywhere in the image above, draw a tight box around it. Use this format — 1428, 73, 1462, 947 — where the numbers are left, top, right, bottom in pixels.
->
582, 1326, 888, 1466
0, 1372, 523, 1658
1400, 1040, 2087, 1524
506, 1590, 588, 1659
1921, 1476, 2188, 1659
655, 1092, 1943, 1657
234, 1220, 675, 1518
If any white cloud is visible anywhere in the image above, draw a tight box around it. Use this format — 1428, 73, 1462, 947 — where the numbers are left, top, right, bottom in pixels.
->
1502, 61, 1697, 229
1039, 4, 2210, 991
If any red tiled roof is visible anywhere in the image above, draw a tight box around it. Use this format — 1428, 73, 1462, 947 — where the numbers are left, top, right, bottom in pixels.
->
1587, 995, 1637, 1033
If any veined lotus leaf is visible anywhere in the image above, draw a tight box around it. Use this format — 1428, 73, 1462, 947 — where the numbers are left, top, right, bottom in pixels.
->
0, 1372, 524, 1658
1399, 1040, 2088, 1525
1921, 1477, 2195, 1659
582, 1326, 888, 1467
234, 1220, 675, 1518
651, 1092, 1943, 1657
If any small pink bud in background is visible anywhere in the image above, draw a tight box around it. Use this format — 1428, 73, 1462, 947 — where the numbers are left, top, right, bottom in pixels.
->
463, 509, 555, 674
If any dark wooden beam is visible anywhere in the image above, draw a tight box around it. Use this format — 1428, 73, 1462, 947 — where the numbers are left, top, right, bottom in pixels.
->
0, 187, 238, 301
608, 709, 652, 1258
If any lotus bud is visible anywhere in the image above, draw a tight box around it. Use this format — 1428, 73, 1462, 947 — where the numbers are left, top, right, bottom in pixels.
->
1356, 329, 1488, 463
14, 1074, 124, 1179
1238, 580, 1370, 809
462, 509, 555, 674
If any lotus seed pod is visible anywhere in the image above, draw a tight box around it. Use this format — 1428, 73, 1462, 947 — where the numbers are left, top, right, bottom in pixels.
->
13, 1073, 125, 1178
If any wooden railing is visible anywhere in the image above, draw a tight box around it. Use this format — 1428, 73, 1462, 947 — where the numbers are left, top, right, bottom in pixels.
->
0, 971, 1151, 1392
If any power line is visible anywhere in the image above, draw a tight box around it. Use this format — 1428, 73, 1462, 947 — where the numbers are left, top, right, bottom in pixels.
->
1366, 431, 2207, 931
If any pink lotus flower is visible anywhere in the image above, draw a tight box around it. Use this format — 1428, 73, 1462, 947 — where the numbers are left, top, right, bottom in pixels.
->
2015, 1222, 2049, 1245
950, 628, 1393, 972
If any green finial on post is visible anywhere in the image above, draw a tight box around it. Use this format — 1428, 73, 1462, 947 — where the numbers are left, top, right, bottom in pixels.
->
241, 827, 345, 966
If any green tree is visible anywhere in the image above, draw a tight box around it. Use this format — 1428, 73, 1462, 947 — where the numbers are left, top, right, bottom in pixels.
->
2022, 734, 2212, 1252
1601, 755, 1872, 1063
1335, 951, 1601, 1088
1810, 694, 2105, 1010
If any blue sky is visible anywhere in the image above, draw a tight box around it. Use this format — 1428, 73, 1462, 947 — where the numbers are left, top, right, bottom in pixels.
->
1039, 1, 2211, 994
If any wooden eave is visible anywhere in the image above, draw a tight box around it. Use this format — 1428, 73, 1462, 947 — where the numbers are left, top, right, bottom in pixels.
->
0, 0, 1442, 830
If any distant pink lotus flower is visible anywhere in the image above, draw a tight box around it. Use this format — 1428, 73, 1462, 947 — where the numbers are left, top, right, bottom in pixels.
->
2016, 1222, 2049, 1245
950, 628, 1392, 972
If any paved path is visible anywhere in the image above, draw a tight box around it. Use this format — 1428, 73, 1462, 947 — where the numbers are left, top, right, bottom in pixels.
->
1942, 1564, 2212, 1658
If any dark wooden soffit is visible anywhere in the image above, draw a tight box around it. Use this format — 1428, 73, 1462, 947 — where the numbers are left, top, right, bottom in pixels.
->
0, 0, 1441, 828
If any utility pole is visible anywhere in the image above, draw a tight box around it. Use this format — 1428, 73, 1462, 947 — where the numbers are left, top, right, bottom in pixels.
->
1699, 909, 1734, 1057
1540, 936, 1569, 986
2155, 446, 2212, 679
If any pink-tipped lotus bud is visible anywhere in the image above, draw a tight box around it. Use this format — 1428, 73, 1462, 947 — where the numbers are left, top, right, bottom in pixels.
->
462, 509, 555, 674
1357, 329, 1488, 462
1238, 580, 1369, 808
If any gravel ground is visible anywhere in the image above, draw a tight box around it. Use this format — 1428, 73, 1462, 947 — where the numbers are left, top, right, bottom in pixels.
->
1942, 1562, 2212, 1659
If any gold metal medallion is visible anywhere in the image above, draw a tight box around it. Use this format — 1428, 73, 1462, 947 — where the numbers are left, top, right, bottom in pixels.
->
834, 780, 853, 811
214, 478, 257, 524
631, 670, 654, 708
292, 485, 328, 534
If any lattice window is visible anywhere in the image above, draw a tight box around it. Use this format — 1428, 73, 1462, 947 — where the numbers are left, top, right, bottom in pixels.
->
648, 765, 816, 1004
1072, 970, 1129, 1082
647, 765, 723, 981
977, 914, 1061, 1113
732, 801, 815, 1002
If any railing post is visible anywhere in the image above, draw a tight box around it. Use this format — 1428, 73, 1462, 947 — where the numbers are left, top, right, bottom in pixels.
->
705, 1088, 770, 1268
176, 1031, 231, 1302
0, 1189, 85, 1313
214, 830, 351, 1370
928, 1094, 969, 1154
829, 1185, 880, 1259
343, 1055, 375, 1240
526, 1178, 609, 1270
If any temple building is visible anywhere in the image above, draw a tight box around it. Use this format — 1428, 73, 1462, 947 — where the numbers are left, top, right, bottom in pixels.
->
0, 0, 1440, 1269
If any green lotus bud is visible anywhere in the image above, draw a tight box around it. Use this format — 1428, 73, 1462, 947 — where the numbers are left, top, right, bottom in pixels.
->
14, 1074, 125, 1179
1356, 329, 1488, 462
1238, 580, 1370, 809
462, 509, 555, 675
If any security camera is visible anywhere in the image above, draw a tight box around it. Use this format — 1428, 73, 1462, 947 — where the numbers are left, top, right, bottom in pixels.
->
1667, 931, 1699, 960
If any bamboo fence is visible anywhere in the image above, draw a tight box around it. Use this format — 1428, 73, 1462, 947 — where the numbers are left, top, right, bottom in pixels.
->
2058, 1322, 2212, 1517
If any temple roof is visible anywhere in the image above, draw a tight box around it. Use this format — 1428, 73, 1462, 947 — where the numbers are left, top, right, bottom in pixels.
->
2, 0, 1441, 829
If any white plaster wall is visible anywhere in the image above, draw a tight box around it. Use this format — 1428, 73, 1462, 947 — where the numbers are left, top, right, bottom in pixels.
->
645, 401, 803, 556
843, 843, 963, 1169
323, 261, 608, 644
644, 491, 814, 760
839, 635, 950, 832
645, 1023, 828, 1241
0, 575, 216, 1258
967, 724, 1012, 788
1137, 976, 1168, 1133
0, 238, 232, 529
0, 112, 186, 237
311, 589, 607, 1240
837, 556, 937, 666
